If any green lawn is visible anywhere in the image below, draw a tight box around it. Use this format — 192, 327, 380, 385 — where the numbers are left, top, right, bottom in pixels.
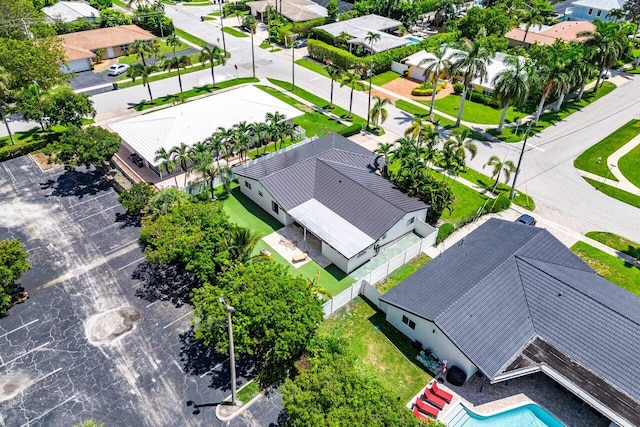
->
571, 241, 640, 297
118, 38, 179, 65
259, 40, 281, 52
133, 77, 258, 111
112, 0, 126, 7
574, 119, 640, 180
441, 177, 491, 225
223, 27, 249, 38
221, 184, 354, 295
0, 126, 41, 148
174, 28, 209, 48
295, 58, 329, 77
237, 381, 260, 404
394, 99, 490, 142
371, 71, 401, 86
585, 231, 640, 260
183, 1, 213, 5
319, 297, 433, 404
377, 254, 430, 294
432, 94, 521, 125
459, 167, 536, 211
618, 142, 640, 188
489, 82, 617, 142
582, 176, 640, 208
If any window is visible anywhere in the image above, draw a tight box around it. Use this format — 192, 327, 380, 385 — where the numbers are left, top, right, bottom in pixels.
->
407, 217, 415, 226
597, 10, 602, 16
381, 233, 387, 240
402, 315, 416, 330
121, 44, 129, 51
588, 8, 593, 14
357, 250, 367, 258
245, 181, 252, 190
271, 201, 279, 214
258, 191, 263, 197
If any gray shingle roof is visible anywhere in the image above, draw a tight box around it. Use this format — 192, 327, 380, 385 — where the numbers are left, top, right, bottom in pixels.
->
380, 218, 640, 404
236, 133, 429, 243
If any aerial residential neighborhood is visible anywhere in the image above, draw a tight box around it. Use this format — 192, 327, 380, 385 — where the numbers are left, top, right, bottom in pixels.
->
1, 0, 639, 426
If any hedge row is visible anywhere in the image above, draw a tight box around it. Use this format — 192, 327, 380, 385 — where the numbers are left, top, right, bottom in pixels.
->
337, 123, 362, 137
453, 83, 501, 108
0, 135, 54, 162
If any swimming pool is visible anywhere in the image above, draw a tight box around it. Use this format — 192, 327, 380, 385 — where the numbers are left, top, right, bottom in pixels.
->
451, 403, 565, 427
406, 36, 421, 44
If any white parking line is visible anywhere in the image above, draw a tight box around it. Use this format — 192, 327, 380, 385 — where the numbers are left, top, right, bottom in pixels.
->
31, 368, 63, 387
68, 190, 114, 208
0, 319, 39, 339
117, 256, 145, 271
173, 358, 184, 373
1, 341, 51, 368
310, 77, 322, 81
20, 395, 77, 427
104, 239, 139, 255
162, 311, 193, 329
89, 222, 121, 236
199, 358, 229, 378
146, 301, 159, 308
76, 204, 119, 221
2, 164, 16, 183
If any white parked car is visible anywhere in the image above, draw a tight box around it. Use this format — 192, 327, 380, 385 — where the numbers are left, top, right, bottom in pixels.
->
107, 64, 130, 76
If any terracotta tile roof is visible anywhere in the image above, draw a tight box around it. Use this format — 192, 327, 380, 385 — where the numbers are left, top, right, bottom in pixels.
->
59, 25, 155, 52
63, 43, 94, 60
506, 21, 595, 46
246, 0, 325, 22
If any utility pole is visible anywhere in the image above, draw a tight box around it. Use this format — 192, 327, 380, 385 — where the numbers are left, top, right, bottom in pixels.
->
291, 34, 298, 92
220, 297, 237, 406
509, 121, 533, 200
219, 0, 227, 54
366, 62, 373, 130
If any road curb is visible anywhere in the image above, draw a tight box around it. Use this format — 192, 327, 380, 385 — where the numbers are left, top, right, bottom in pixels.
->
215, 383, 265, 422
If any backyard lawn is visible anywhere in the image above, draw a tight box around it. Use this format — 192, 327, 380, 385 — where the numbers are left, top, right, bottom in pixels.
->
371, 71, 401, 86
585, 231, 640, 260
582, 177, 640, 209
117, 37, 180, 65
431, 94, 522, 125
571, 241, 640, 297
574, 119, 640, 180
377, 253, 430, 294
460, 167, 536, 211
618, 143, 640, 188
319, 297, 433, 404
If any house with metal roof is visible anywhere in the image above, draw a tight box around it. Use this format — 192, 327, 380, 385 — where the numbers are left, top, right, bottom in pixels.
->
380, 218, 640, 427
565, 0, 625, 22
316, 14, 409, 54
43, 1, 99, 24
235, 133, 431, 273
246, 0, 327, 23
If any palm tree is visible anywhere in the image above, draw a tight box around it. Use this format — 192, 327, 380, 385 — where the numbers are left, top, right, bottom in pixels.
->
324, 62, 343, 109
127, 0, 153, 7
249, 122, 266, 155
170, 142, 192, 187
0, 67, 15, 145
567, 43, 594, 101
200, 45, 225, 87
491, 55, 531, 133
243, 15, 257, 78
192, 151, 219, 198
163, 55, 192, 93
205, 132, 225, 164
521, 7, 544, 47
404, 115, 434, 146
217, 126, 236, 161
132, 63, 159, 103
155, 147, 179, 187
278, 121, 295, 150
484, 155, 516, 190
233, 121, 251, 161
450, 38, 492, 127
339, 72, 365, 118
130, 39, 152, 66
532, 40, 566, 124
369, 96, 390, 130
579, 20, 629, 92
608, 8, 625, 21
226, 225, 263, 264
373, 142, 393, 176
419, 44, 452, 116
444, 128, 477, 167
166, 33, 181, 57
365, 31, 381, 54
265, 111, 286, 126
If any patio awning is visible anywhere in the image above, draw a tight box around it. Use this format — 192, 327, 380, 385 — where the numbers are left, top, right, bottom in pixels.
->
288, 198, 374, 259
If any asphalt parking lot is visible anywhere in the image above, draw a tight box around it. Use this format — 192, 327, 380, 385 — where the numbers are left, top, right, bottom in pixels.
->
0, 156, 282, 426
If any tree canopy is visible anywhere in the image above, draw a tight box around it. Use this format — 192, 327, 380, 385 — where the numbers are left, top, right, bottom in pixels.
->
48, 126, 121, 170
191, 261, 324, 387
0, 239, 31, 315
118, 182, 155, 216
44, 86, 96, 127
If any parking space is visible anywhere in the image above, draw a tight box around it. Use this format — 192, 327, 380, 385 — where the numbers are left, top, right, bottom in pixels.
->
0, 156, 252, 426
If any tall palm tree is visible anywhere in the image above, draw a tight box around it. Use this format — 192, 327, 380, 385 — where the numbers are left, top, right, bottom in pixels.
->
265, 111, 286, 126
132, 63, 159, 103
491, 55, 531, 133
233, 121, 251, 161
450, 38, 492, 127
130, 39, 153, 66
166, 33, 181, 57
419, 44, 452, 116
278, 121, 295, 150
163, 55, 191, 93
533, 40, 567, 124
249, 122, 267, 155
521, 7, 544, 47
369, 96, 390, 129
444, 128, 477, 163
365, 31, 381, 54
200, 45, 225, 87
484, 155, 516, 190
324, 62, 343, 109
170, 142, 192, 187
0, 66, 15, 145
243, 15, 257, 78
339, 72, 365, 118
373, 142, 393, 176
155, 147, 179, 187
217, 126, 236, 161
567, 43, 594, 101
579, 19, 629, 92
192, 151, 219, 198
205, 132, 225, 164
404, 115, 434, 146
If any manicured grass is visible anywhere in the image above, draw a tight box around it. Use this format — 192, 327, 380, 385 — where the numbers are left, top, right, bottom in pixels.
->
0, 127, 41, 148
585, 231, 640, 260
571, 241, 640, 297
582, 176, 640, 208
432, 94, 521, 125
256, 85, 357, 137
618, 142, 640, 188
441, 177, 491, 225
161, 0, 177, 4
574, 119, 640, 180
118, 38, 179, 65
133, 77, 258, 111
295, 58, 329, 77
377, 254, 430, 294
489, 82, 617, 142
223, 27, 249, 38
183, 1, 213, 5
319, 297, 433, 404
259, 41, 281, 52
237, 381, 260, 404
371, 70, 400, 86
112, 0, 126, 7
459, 167, 536, 211
209, 11, 221, 16
174, 28, 209, 48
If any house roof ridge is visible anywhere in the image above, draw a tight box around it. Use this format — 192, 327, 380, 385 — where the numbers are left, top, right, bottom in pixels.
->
259, 152, 329, 180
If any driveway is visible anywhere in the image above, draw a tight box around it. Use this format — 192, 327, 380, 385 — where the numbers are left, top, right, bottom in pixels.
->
0, 156, 253, 426
69, 70, 117, 91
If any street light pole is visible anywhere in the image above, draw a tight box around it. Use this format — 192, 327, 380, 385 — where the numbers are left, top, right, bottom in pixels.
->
366, 62, 373, 130
219, 0, 227, 54
220, 297, 237, 406
291, 34, 298, 92
509, 121, 533, 200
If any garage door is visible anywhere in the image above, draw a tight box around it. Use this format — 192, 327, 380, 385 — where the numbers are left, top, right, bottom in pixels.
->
62, 58, 92, 74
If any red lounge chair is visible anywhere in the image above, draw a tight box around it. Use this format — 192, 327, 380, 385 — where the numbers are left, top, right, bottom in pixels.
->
423, 389, 446, 409
431, 381, 453, 403
415, 398, 440, 417
413, 406, 436, 421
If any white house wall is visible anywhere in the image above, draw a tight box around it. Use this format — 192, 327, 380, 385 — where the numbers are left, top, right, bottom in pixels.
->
382, 303, 478, 380
321, 242, 349, 272
346, 244, 376, 273
238, 177, 292, 225
377, 209, 428, 247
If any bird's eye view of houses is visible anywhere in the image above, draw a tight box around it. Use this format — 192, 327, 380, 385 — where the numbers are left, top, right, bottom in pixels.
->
1, 0, 640, 426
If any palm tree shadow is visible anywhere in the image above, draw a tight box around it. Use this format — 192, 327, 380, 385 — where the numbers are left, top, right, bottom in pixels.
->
395, 110, 416, 124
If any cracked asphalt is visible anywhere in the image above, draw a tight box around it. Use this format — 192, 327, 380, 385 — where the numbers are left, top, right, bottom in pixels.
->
0, 156, 283, 426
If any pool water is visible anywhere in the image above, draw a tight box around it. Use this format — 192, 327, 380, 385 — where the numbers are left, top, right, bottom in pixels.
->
458, 403, 565, 427
406, 36, 421, 44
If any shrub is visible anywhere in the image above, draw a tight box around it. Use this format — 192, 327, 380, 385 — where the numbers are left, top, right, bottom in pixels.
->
436, 222, 455, 244
310, 27, 335, 45
485, 194, 511, 213
411, 84, 442, 96
337, 123, 362, 137
291, 18, 326, 36
118, 182, 155, 216
0, 134, 56, 162
453, 82, 464, 94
